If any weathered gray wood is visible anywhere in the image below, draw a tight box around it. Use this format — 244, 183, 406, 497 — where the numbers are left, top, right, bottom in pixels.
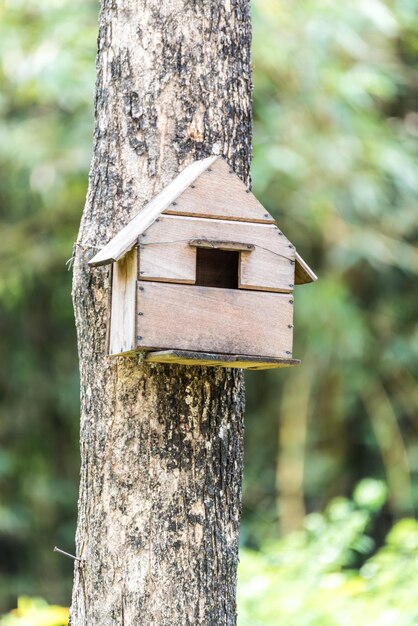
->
136, 282, 294, 358
70, 0, 251, 622
240, 246, 295, 293
163, 157, 275, 223
109, 248, 137, 355
138, 215, 295, 292
138, 235, 196, 285
145, 349, 300, 370
189, 239, 255, 252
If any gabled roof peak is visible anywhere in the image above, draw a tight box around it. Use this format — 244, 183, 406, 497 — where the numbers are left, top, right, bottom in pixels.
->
88, 156, 317, 286
89, 156, 274, 267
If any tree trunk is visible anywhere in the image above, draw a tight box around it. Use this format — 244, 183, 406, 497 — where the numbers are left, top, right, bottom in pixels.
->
70, 1, 251, 624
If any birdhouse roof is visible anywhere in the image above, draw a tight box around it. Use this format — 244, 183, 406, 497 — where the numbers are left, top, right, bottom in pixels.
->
89, 156, 317, 284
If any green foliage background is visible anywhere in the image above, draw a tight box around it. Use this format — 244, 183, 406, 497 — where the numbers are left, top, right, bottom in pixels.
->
0, 0, 417, 618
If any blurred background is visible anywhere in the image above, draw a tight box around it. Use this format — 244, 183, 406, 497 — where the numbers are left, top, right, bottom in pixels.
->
0, 0, 417, 623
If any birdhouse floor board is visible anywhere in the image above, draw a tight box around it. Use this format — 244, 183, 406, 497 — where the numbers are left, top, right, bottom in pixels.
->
144, 350, 300, 370
136, 281, 294, 359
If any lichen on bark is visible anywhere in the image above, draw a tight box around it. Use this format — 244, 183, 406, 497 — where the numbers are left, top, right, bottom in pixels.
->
70, 0, 251, 623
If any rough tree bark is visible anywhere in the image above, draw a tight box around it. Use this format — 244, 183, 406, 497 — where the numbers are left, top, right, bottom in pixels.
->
70, 0, 252, 624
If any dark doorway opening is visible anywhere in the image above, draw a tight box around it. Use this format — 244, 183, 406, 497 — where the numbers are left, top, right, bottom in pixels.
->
195, 248, 239, 289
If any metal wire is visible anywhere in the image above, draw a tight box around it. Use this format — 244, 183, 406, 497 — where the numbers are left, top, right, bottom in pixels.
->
138, 238, 295, 262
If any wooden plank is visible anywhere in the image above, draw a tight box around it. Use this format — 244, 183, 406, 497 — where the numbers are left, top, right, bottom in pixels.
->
295, 252, 317, 285
109, 248, 138, 355
163, 158, 275, 223
138, 215, 295, 292
138, 237, 195, 285
145, 350, 300, 370
89, 156, 218, 266
136, 282, 294, 358
189, 239, 255, 252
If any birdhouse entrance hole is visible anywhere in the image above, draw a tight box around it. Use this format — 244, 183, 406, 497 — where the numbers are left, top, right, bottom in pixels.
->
195, 248, 239, 289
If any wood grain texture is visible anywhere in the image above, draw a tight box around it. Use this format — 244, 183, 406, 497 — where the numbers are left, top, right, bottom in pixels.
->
109, 248, 138, 355
138, 215, 295, 292
163, 157, 274, 223
145, 350, 300, 370
136, 282, 294, 358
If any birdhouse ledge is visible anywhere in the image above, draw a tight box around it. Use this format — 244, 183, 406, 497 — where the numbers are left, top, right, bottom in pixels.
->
144, 350, 301, 370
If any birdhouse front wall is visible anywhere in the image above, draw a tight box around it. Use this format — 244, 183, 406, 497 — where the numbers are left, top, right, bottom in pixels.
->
107, 216, 297, 358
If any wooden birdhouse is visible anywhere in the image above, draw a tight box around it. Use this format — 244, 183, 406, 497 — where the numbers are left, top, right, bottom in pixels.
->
89, 156, 317, 370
